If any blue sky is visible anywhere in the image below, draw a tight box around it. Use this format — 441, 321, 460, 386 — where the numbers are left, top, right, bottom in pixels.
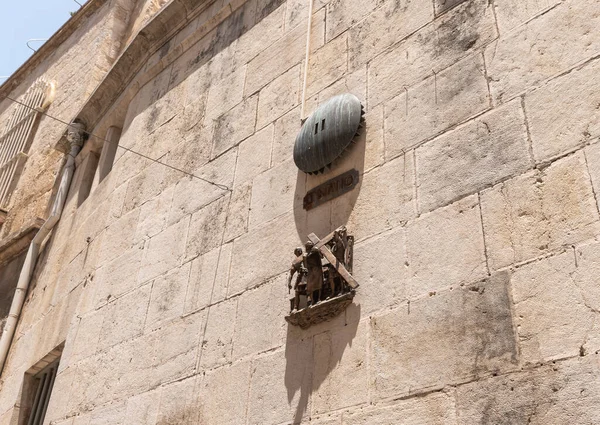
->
0, 0, 85, 81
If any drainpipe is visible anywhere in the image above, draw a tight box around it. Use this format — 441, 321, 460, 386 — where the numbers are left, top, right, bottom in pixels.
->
300, 0, 315, 122
0, 120, 86, 375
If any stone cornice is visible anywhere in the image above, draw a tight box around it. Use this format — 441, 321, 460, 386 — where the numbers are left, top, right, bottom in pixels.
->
0, 0, 108, 99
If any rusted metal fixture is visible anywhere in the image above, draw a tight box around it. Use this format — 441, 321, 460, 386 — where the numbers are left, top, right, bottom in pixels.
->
294, 93, 364, 175
303, 168, 359, 210
285, 226, 357, 329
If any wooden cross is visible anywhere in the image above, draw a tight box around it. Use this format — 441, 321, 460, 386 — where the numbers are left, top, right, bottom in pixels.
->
308, 232, 359, 289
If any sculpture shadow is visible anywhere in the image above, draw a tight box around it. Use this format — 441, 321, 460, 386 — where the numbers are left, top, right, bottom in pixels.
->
285, 108, 368, 423
284, 303, 361, 424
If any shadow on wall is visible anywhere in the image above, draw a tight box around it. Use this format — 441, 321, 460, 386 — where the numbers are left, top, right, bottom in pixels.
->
285, 119, 367, 423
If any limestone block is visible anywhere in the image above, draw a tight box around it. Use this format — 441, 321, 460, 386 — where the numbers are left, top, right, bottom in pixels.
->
415, 100, 530, 212
407, 196, 487, 297
272, 106, 301, 167
325, 0, 383, 41
171, 122, 212, 173
156, 375, 199, 425
306, 33, 348, 98
199, 297, 238, 368
229, 212, 302, 295
511, 251, 596, 364
485, 0, 600, 104
257, 65, 301, 129
352, 226, 406, 315
244, 9, 325, 96
370, 271, 517, 400
68, 310, 104, 365
235, 2, 286, 64
212, 95, 258, 157
197, 360, 251, 425
494, 0, 561, 34
146, 111, 186, 161
235, 125, 274, 186
122, 161, 177, 215
331, 153, 416, 242
139, 217, 189, 283
285, 0, 308, 31
224, 182, 252, 242
125, 389, 161, 425
456, 355, 600, 424
88, 402, 126, 425
434, 0, 466, 15
343, 391, 457, 424
585, 143, 600, 212
145, 262, 191, 331
233, 275, 287, 359
246, 340, 313, 425
135, 185, 174, 241
313, 320, 369, 414
93, 244, 145, 307
97, 208, 141, 265
385, 54, 490, 159
480, 152, 600, 270
185, 195, 229, 260
168, 148, 237, 225
184, 243, 232, 313
348, 0, 433, 71
527, 59, 600, 162
204, 65, 247, 121
249, 159, 302, 228
97, 283, 152, 350
181, 91, 207, 133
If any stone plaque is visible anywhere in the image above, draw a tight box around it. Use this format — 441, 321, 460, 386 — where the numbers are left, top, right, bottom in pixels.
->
303, 169, 359, 210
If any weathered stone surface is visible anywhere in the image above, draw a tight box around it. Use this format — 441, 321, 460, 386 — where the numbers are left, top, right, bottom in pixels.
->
306, 33, 348, 97
223, 182, 252, 242
139, 217, 189, 283
135, 185, 174, 241
348, 0, 433, 71
93, 244, 144, 308
371, 271, 517, 400
88, 402, 126, 425
185, 195, 229, 260
331, 153, 416, 241
485, 0, 600, 104
199, 297, 238, 368
249, 159, 302, 228
197, 359, 251, 425
343, 391, 457, 424
168, 147, 237, 225
257, 65, 301, 129
585, 142, 600, 213
229, 212, 301, 295
204, 65, 247, 121
246, 339, 313, 425
313, 320, 369, 414
415, 100, 530, 212
244, 9, 325, 95
325, 0, 383, 41
97, 283, 152, 350
352, 226, 406, 315
385, 54, 490, 159
456, 355, 600, 425
527, 58, 600, 162
97, 208, 141, 265
406, 196, 486, 298
233, 275, 287, 359
272, 105, 301, 166
122, 161, 177, 215
434, 0, 466, 15
368, 0, 497, 108
212, 95, 258, 156
494, 0, 561, 33
363, 103, 385, 171
155, 375, 199, 425
125, 389, 161, 425
145, 262, 191, 330
511, 250, 596, 364
480, 152, 600, 270
235, 125, 273, 186
184, 243, 232, 313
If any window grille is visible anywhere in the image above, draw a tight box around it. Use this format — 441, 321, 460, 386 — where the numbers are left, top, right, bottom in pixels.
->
26, 359, 59, 425
0, 79, 54, 210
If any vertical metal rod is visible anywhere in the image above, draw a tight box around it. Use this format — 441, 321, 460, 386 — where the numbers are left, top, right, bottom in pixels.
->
38, 366, 57, 425
31, 369, 51, 425
26, 374, 46, 425
300, 0, 315, 121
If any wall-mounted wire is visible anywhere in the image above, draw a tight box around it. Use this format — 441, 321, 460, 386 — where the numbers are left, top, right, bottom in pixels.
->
26, 39, 49, 53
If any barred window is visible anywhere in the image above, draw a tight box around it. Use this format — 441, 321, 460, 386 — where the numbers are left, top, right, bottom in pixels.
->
0, 79, 55, 211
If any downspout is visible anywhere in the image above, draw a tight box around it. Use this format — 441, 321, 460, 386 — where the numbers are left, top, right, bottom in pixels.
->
0, 120, 86, 375
300, 0, 315, 122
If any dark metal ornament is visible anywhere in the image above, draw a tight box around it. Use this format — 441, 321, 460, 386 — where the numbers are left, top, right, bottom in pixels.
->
294, 93, 364, 174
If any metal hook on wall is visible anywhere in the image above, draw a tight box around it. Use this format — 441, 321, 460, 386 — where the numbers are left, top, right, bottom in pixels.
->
26, 39, 48, 52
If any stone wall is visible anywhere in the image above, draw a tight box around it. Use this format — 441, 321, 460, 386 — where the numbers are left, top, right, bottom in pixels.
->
1, 0, 600, 424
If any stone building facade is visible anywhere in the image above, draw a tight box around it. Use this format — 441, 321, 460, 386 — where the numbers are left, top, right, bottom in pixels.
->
0, 0, 599, 423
